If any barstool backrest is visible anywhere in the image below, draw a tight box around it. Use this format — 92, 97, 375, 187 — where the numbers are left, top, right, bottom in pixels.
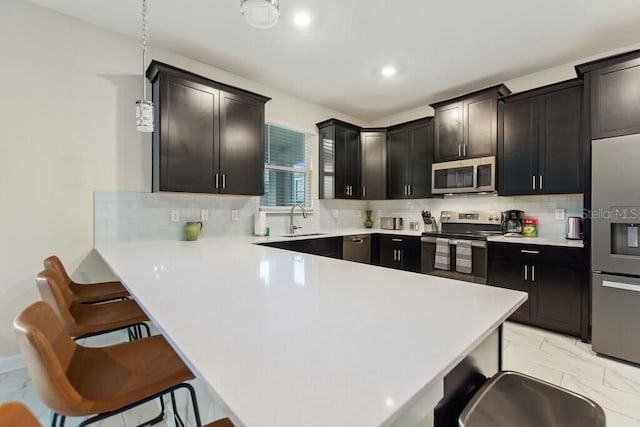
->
35, 269, 76, 331
13, 302, 89, 416
43, 255, 73, 285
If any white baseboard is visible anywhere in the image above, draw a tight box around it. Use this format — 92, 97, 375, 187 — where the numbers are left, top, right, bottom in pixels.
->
0, 353, 25, 374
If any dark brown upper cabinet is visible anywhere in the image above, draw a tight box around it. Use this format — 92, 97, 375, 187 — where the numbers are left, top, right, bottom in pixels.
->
317, 119, 361, 199
498, 80, 583, 195
386, 118, 434, 199
432, 85, 511, 162
147, 61, 270, 195
360, 129, 387, 200
576, 50, 640, 140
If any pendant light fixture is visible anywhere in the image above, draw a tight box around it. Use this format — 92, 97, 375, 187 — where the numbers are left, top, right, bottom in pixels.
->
135, 0, 154, 133
241, 0, 280, 29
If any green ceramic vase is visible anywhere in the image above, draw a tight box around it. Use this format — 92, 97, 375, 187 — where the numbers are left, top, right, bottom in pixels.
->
364, 210, 374, 228
185, 221, 203, 241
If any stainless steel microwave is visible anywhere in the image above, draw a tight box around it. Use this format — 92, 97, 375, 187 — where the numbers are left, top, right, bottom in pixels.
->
431, 156, 496, 194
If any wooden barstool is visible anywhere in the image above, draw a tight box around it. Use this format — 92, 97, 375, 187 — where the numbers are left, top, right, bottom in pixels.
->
43, 256, 129, 304
35, 269, 150, 340
14, 301, 205, 427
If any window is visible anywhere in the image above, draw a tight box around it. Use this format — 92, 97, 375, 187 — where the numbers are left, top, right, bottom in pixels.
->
261, 124, 312, 209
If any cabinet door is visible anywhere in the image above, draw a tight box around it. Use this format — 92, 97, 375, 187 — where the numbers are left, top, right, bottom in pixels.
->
498, 98, 538, 195
487, 257, 530, 323
334, 126, 348, 199
464, 94, 497, 158
434, 102, 463, 162
387, 129, 411, 199
538, 86, 582, 193
159, 77, 218, 192
345, 128, 361, 198
379, 237, 403, 270
591, 58, 640, 139
318, 126, 335, 199
219, 91, 265, 195
361, 131, 386, 200
409, 121, 433, 198
530, 262, 582, 336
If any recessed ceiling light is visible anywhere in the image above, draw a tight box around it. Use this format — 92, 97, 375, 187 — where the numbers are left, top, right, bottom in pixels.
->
380, 65, 397, 78
293, 12, 311, 27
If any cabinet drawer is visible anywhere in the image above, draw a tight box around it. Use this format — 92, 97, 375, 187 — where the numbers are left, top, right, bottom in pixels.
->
488, 242, 583, 263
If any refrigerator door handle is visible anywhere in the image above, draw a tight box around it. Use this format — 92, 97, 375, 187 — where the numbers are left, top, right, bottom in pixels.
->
603, 280, 640, 292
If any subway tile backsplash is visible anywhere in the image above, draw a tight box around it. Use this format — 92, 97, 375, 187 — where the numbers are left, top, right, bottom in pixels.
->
94, 192, 583, 243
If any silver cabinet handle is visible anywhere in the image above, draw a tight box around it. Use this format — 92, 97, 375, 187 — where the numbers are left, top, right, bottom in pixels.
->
392, 238, 403, 242
393, 249, 397, 261
215, 173, 219, 189
463, 144, 466, 157
408, 184, 411, 196
520, 249, 540, 254
532, 176, 536, 190
524, 265, 528, 281
222, 174, 226, 189
352, 238, 363, 244
458, 145, 461, 157
397, 250, 401, 261
532, 265, 535, 282
539, 175, 543, 190
362, 186, 366, 198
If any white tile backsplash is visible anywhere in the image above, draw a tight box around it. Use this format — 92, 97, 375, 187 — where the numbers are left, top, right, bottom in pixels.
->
94, 192, 583, 243
369, 194, 583, 239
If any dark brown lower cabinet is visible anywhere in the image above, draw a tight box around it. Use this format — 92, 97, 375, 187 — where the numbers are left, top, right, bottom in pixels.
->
488, 243, 587, 340
378, 235, 421, 272
260, 237, 343, 259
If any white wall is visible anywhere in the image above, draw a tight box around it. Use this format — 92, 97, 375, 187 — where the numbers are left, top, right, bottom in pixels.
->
0, 0, 365, 357
370, 42, 640, 127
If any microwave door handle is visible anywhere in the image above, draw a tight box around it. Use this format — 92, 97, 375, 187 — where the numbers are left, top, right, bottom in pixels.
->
472, 165, 478, 188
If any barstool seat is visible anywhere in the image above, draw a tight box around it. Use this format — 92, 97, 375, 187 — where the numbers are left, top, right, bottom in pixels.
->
459, 371, 606, 427
0, 402, 40, 427
36, 269, 149, 339
44, 256, 129, 304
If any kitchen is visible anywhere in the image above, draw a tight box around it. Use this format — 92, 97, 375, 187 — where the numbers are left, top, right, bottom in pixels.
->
2, 0, 640, 426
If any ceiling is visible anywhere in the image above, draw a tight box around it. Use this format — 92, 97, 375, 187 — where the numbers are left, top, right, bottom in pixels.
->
24, 0, 640, 122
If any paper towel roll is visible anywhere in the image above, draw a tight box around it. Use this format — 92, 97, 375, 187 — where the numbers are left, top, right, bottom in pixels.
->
254, 211, 266, 236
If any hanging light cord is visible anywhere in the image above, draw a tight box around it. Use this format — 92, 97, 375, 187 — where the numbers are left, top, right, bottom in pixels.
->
141, 0, 149, 100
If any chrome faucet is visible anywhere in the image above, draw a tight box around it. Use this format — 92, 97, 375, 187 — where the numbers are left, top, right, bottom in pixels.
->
290, 204, 308, 234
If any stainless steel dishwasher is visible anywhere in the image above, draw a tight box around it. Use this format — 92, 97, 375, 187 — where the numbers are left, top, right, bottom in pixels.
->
343, 235, 371, 264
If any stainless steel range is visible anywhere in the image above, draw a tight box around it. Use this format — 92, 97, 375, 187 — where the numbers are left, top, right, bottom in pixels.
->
421, 211, 502, 284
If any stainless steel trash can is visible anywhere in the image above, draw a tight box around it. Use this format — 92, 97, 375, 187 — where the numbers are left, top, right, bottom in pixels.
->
459, 371, 606, 427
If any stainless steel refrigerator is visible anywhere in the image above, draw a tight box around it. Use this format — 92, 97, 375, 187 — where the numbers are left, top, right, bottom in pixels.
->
592, 134, 640, 364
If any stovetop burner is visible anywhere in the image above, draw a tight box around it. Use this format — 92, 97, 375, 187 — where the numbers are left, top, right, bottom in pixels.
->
422, 210, 503, 241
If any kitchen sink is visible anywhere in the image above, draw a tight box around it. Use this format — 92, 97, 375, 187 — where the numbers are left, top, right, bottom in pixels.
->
280, 232, 329, 238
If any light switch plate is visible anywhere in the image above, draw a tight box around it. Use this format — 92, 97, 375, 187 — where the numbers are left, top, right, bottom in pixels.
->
555, 209, 566, 220
201, 209, 209, 221
231, 210, 239, 221
170, 210, 180, 222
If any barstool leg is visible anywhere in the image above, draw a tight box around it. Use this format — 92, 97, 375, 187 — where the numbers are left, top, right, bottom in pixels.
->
50, 412, 58, 427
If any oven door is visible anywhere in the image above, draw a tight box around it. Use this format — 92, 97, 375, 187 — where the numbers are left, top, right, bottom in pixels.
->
432, 156, 495, 194
421, 236, 488, 284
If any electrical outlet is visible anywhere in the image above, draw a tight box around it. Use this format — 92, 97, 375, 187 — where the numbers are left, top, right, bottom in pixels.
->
201, 209, 209, 221
170, 210, 180, 222
356, 210, 362, 218
231, 210, 240, 221
555, 208, 566, 220
331, 209, 339, 218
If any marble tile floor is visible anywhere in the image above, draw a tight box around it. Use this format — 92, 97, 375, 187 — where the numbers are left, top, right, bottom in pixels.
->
2, 322, 640, 426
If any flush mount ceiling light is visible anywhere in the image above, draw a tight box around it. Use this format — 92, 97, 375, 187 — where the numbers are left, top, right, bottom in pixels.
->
241, 0, 280, 29
293, 12, 311, 27
135, 0, 153, 133
380, 65, 397, 78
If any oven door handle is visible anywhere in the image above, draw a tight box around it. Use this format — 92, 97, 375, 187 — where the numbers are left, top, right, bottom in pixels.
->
420, 236, 486, 248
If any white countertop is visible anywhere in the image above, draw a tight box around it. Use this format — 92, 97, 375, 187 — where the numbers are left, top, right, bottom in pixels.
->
96, 237, 526, 427
487, 235, 584, 248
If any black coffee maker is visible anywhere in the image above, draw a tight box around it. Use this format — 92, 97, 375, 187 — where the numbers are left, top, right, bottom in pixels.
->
502, 210, 525, 236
